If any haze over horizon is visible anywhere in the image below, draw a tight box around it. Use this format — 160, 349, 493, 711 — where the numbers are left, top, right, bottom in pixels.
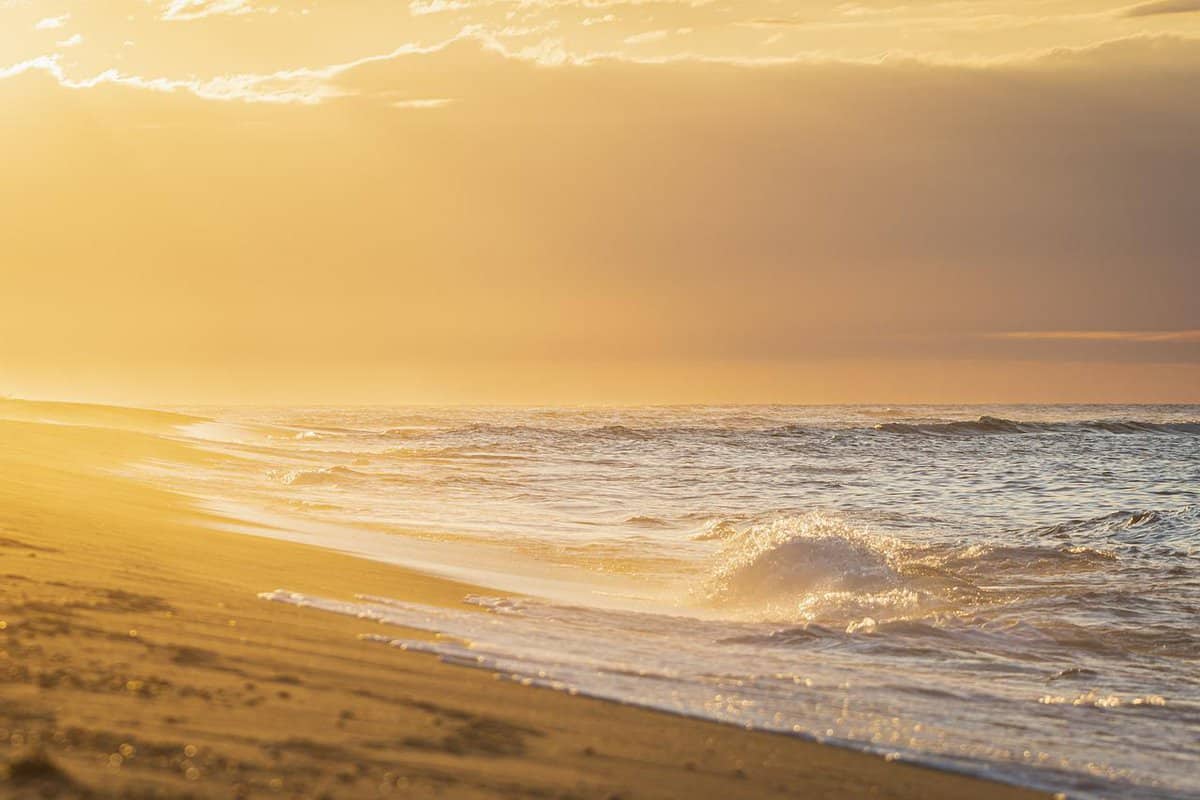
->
3, 0, 1198, 404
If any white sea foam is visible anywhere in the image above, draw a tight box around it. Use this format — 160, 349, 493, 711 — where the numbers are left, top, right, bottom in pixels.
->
699, 513, 909, 618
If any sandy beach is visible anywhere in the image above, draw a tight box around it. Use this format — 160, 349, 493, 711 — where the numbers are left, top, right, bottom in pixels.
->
0, 400, 1049, 799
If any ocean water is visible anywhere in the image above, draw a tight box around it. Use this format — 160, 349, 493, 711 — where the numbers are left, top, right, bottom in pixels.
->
149, 405, 1199, 798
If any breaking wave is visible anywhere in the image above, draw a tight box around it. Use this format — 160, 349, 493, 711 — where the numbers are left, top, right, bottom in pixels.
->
696, 513, 941, 623
692, 511, 1164, 624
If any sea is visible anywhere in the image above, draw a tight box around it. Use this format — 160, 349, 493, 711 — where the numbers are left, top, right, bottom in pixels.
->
142, 405, 1199, 798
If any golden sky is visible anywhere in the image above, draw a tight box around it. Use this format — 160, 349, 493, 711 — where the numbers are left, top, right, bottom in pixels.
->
2, 0, 1198, 404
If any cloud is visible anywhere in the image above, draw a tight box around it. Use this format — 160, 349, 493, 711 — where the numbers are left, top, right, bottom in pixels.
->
1121, 0, 1200, 17
410, 0, 471, 15
0, 37, 460, 105
34, 14, 70, 30
161, 0, 254, 21
989, 331, 1200, 343
0, 54, 345, 104
56, 33, 83, 48
623, 29, 669, 44
743, 17, 806, 27
1, 34, 1197, 378
390, 97, 456, 108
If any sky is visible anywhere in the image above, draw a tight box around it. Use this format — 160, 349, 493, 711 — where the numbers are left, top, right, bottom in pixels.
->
1, 0, 1198, 404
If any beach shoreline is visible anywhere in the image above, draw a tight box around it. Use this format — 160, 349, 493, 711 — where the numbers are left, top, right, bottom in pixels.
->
0, 401, 1049, 799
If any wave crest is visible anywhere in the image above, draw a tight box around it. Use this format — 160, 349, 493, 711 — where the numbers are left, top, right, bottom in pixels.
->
698, 513, 915, 620
267, 465, 365, 486
693, 511, 1148, 624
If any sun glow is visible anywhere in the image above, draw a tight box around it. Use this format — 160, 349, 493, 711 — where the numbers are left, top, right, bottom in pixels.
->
1, 1, 1197, 404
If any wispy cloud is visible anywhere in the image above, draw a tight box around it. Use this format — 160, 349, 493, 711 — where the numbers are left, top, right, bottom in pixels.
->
1121, 0, 1200, 17
161, 0, 254, 21
391, 98, 456, 109
743, 17, 806, 28
988, 330, 1200, 343
34, 14, 70, 30
4, 28, 1200, 109
0, 39, 455, 105
624, 29, 670, 45
410, 0, 471, 15
0, 55, 338, 104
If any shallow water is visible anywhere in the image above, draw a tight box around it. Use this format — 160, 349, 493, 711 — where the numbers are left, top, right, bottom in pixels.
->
151, 405, 1199, 798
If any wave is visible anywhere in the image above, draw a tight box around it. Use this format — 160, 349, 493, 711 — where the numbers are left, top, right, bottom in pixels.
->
1028, 506, 1200, 553
381, 413, 454, 428
283, 422, 371, 435
919, 542, 1117, 577
460, 422, 655, 440
362, 415, 1200, 444
383, 427, 436, 439
697, 513, 918, 619
385, 445, 532, 462
1084, 420, 1200, 434
875, 416, 1030, 434
763, 423, 811, 437
874, 415, 1200, 436
1033, 508, 1171, 536
625, 515, 673, 528
694, 511, 1151, 624
595, 423, 653, 440
381, 421, 808, 442
859, 407, 918, 419
267, 465, 366, 486
690, 522, 737, 541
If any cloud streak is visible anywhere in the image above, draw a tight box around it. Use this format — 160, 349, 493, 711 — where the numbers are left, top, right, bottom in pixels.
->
990, 331, 1200, 343
161, 0, 254, 20
34, 14, 70, 30
1122, 0, 1200, 17
0, 55, 340, 104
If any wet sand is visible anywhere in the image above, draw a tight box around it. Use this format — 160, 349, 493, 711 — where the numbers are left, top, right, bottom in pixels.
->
0, 400, 1050, 799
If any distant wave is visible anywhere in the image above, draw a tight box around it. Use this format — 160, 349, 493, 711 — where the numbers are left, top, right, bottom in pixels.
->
1028, 505, 1199, 553
267, 465, 365, 486
363, 415, 1200, 443
875, 416, 1200, 435
763, 423, 812, 437
594, 423, 651, 439
385, 445, 532, 462
384, 422, 660, 442
383, 427, 435, 439
285, 423, 368, 435
859, 407, 920, 419
383, 413, 454, 427
625, 515, 673, 528
691, 518, 743, 541
1033, 508, 1170, 536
